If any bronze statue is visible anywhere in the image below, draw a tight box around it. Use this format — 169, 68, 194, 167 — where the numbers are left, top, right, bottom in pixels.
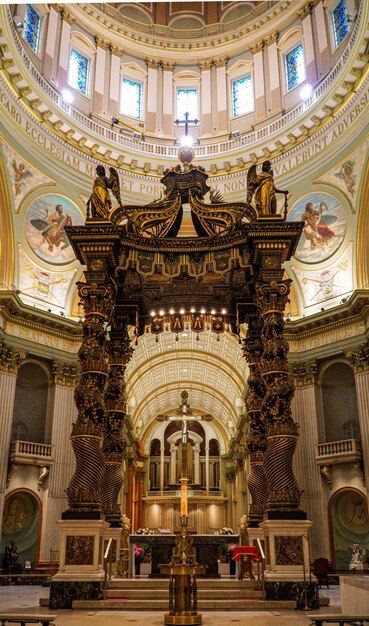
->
87, 165, 122, 220
247, 161, 288, 216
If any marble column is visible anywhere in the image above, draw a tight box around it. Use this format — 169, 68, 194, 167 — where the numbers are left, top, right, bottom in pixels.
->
214, 57, 228, 136
205, 444, 210, 492
93, 38, 108, 115
194, 444, 200, 485
170, 443, 176, 484
299, 3, 317, 84
100, 319, 133, 526
160, 442, 165, 492
346, 344, 369, 492
313, 1, 330, 79
0, 341, 26, 537
266, 32, 282, 116
162, 61, 175, 137
146, 58, 160, 135
40, 361, 78, 561
291, 361, 329, 559
108, 45, 123, 119
199, 60, 212, 136
57, 8, 74, 91
43, 5, 60, 84
252, 41, 266, 121
243, 315, 267, 527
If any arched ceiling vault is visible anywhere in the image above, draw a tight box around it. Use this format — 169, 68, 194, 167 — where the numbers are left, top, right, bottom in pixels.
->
126, 330, 248, 442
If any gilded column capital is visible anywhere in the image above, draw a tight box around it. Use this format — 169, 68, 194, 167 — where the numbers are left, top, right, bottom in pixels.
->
146, 58, 161, 69
346, 340, 369, 373
291, 360, 319, 387
162, 61, 176, 71
266, 31, 279, 46
198, 60, 212, 71
0, 340, 26, 374
298, 2, 313, 19
52, 360, 79, 387
58, 7, 75, 25
110, 44, 124, 57
251, 41, 265, 55
213, 57, 228, 68
95, 37, 109, 51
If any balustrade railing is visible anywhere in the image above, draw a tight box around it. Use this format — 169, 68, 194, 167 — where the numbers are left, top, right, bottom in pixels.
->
146, 489, 222, 497
2, 1, 365, 160
9, 440, 54, 458
316, 438, 362, 458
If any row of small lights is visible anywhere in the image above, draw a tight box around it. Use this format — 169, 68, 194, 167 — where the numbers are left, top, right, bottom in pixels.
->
150, 307, 227, 317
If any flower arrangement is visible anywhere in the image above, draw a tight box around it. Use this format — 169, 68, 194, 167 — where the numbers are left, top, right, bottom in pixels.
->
136, 527, 155, 535
134, 546, 144, 562
214, 527, 235, 535
219, 544, 237, 563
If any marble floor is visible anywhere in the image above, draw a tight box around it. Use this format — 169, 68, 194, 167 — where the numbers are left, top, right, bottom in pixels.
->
0, 585, 342, 625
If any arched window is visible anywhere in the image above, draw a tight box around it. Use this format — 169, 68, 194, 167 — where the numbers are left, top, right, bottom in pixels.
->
69, 49, 89, 95
23, 4, 42, 54
12, 362, 49, 443
342, 419, 360, 440
278, 28, 306, 94
321, 362, 359, 442
332, 0, 351, 47
11, 422, 29, 442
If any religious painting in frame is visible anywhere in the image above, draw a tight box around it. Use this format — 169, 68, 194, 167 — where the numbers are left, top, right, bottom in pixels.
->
287, 192, 347, 264
25, 194, 84, 264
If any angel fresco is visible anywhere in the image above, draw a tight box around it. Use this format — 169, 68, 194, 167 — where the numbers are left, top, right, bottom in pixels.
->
12, 160, 33, 196
87, 165, 122, 220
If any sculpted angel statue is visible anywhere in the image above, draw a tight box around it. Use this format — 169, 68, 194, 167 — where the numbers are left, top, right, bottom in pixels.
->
87, 165, 122, 220
247, 160, 288, 216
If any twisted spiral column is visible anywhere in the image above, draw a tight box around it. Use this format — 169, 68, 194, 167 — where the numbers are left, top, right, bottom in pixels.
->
242, 316, 268, 526
256, 280, 302, 516
100, 324, 133, 526
66, 281, 115, 515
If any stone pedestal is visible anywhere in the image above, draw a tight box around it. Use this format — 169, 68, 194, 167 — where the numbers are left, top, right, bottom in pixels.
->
50, 519, 109, 608
247, 526, 265, 547
260, 519, 312, 580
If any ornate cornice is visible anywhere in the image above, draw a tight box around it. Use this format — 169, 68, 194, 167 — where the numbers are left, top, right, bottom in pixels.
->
0, 339, 26, 374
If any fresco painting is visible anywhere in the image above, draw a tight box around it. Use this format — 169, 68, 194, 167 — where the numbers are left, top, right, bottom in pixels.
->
18, 246, 76, 310
1, 141, 54, 213
288, 192, 347, 263
292, 243, 353, 309
25, 194, 84, 264
315, 138, 369, 211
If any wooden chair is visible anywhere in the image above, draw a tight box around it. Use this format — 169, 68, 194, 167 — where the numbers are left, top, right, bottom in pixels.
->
312, 557, 329, 588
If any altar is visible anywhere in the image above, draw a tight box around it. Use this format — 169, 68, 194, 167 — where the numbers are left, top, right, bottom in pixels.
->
130, 534, 239, 578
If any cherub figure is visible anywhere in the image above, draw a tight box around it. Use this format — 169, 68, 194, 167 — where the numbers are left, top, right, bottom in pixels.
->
12, 160, 33, 196
87, 165, 122, 220
335, 160, 356, 197
247, 161, 288, 216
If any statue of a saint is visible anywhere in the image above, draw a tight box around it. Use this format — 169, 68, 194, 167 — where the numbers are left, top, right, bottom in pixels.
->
3, 541, 19, 572
247, 161, 288, 216
87, 165, 122, 220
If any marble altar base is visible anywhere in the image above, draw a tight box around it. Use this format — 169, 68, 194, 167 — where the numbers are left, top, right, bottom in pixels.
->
340, 575, 369, 614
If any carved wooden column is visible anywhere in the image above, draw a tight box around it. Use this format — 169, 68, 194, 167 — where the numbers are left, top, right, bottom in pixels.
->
242, 315, 267, 527
100, 316, 133, 526
256, 279, 302, 516
63, 225, 121, 518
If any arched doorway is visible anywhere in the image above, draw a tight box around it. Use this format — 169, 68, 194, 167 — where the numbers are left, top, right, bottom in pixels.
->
0, 489, 42, 570
329, 488, 369, 570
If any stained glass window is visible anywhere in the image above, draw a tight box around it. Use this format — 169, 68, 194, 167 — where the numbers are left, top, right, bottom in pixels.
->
176, 89, 198, 122
68, 49, 89, 95
23, 4, 41, 53
232, 75, 253, 117
121, 79, 142, 118
333, 0, 350, 47
285, 44, 306, 91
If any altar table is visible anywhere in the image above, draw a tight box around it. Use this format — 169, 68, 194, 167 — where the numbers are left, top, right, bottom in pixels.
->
232, 546, 260, 581
130, 534, 239, 578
